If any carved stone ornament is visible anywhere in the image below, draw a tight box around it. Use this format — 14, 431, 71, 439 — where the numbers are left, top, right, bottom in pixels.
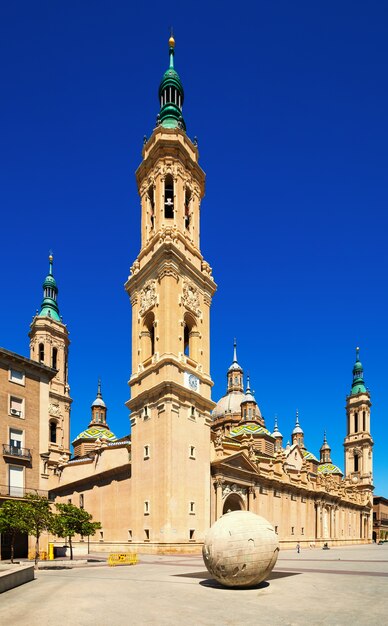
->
182, 281, 201, 317
139, 280, 157, 316
49, 403, 61, 417
222, 483, 247, 498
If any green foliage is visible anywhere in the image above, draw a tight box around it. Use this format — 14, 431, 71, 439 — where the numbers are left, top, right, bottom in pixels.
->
22, 494, 55, 566
52, 503, 101, 560
0, 500, 30, 562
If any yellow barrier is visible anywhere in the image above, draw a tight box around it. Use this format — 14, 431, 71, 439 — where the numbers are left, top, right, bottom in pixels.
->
28, 550, 47, 561
108, 552, 138, 567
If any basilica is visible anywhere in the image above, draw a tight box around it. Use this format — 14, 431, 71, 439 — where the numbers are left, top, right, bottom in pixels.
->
0, 36, 374, 556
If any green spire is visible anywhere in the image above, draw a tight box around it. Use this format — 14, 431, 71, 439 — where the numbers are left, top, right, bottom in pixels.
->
351, 346, 366, 395
157, 34, 186, 131
39, 254, 61, 322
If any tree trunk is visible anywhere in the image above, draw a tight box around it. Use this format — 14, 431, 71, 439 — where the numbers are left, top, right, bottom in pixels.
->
10, 532, 15, 564
35, 534, 39, 569
69, 535, 73, 561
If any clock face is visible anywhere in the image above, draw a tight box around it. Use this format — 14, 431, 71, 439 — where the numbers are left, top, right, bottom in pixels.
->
188, 374, 199, 391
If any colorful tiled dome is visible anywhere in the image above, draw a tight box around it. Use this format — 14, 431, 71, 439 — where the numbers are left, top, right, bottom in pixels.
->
303, 449, 318, 462
73, 426, 117, 443
230, 423, 271, 437
318, 463, 343, 475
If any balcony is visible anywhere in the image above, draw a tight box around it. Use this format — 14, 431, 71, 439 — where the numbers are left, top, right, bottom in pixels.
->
2, 444, 32, 461
0, 484, 53, 500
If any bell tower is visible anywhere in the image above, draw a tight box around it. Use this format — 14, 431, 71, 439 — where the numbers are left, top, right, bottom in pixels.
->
344, 348, 373, 490
125, 36, 216, 550
29, 254, 72, 474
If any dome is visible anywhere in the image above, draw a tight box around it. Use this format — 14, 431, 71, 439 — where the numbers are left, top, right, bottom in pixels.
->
272, 417, 283, 439
318, 463, 343, 476
73, 426, 117, 444
159, 68, 184, 97
230, 423, 271, 437
91, 397, 106, 408
212, 391, 247, 419
303, 449, 318, 462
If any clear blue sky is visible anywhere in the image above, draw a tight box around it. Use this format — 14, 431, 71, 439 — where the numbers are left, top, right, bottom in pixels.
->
1, 1, 387, 494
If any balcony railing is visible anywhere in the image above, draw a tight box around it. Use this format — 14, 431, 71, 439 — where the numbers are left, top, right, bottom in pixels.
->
0, 484, 54, 500
2, 444, 32, 460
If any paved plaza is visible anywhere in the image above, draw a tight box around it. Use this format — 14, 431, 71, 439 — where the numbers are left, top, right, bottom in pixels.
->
0, 544, 386, 625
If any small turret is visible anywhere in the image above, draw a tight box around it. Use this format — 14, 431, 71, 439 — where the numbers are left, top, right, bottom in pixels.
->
39, 254, 61, 321
320, 431, 331, 463
240, 375, 258, 421
227, 339, 244, 392
89, 379, 108, 427
272, 416, 283, 452
351, 347, 367, 395
157, 34, 186, 130
292, 409, 304, 448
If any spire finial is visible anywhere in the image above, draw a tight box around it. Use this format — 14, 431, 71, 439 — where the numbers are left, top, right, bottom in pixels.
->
323, 430, 327, 443
356, 346, 360, 361
246, 373, 251, 392
97, 378, 102, 398
233, 338, 237, 363
168, 29, 175, 67
295, 408, 299, 425
48, 251, 53, 275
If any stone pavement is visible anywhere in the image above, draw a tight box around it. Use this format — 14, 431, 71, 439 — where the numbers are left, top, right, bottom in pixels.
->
0, 544, 386, 626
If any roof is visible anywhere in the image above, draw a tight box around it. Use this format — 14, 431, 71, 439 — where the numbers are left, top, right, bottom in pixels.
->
303, 449, 318, 462
318, 463, 343, 475
213, 390, 247, 419
230, 423, 271, 437
73, 426, 117, 444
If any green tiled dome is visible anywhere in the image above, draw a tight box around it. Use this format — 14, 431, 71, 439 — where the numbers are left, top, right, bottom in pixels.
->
230, 423, 271, 437
318, 463, 343, 475
73, 426, 117, 443
303, 449, 318, 462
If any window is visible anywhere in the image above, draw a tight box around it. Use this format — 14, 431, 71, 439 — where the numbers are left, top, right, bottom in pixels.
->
148, 185, 155, 230
79, 494, 84, 509
274, 490, 281, 498
142, 313, 155, 360
354, 454, 359, 472
274, 525, 278, 534
363, 410, 366, 431
99, 531, 104, 541
189, 446, 196, 459
9, 428, 23, 454
259, 485, 268, 495
9, 465, 24, 497
144, 529, 150, 541
183, 313, 197, 360
49, 421, 57, 444
144, 445, 150, 459
164, 175, 174, 218
301, 496, 306, 503
52, 347, 58, 369
189, 501, 195, 514
39, 343, 45, 363
144, 501, 150, 515
189, 529, 195, 541
9, 369, 25, 386
354, 412, 358, 432
185, 187, 192, 230
9, 396, 23, 418
68, 498, 72, 504
190, 406, 196, 419
301, 527, 304, 535
291, 493, 297, 501
291, 527, 295, 535
128, 530, 132, 541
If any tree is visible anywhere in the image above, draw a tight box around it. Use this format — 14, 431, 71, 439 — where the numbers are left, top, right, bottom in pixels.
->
0, 500, 29, 563
52, 503, 101, 560
23, 494, 55, 567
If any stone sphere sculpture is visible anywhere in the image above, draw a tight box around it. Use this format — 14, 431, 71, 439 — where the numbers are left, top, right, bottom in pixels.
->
202, 510, 279, 588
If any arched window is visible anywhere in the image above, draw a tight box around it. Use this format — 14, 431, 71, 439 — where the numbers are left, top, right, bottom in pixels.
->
354, 453, 359, 472
354, 412, 358, 433
49, 421, 57, 444
164, 175, 174, 218
183, 313, 198, 360
142, 312, 155, 361
148, 185, 155, 230
185, 187, 192, 230
39, 343, 45, 363
52, 347, 58, 369
363, 410, 366, 431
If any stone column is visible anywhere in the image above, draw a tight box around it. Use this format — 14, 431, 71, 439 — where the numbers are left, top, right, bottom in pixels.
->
215, 477, 224, 520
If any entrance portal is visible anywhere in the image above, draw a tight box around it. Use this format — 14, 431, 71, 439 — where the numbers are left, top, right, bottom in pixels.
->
223, 493, 245, 514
